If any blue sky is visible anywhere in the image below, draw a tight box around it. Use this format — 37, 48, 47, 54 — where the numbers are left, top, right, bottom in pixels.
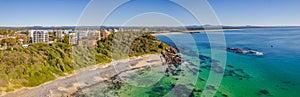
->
209, 0, 300, 26
0, 0, 299, 26
0, 0, 90, 26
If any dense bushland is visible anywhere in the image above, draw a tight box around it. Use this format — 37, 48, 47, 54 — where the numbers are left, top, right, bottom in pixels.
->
0, 32, 170, 92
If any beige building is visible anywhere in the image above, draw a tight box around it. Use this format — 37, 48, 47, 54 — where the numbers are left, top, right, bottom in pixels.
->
69, 33, 78, 45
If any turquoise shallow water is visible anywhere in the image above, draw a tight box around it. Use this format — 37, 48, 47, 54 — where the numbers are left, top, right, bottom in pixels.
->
154, 28, 300, 97
83, 28, 300, 97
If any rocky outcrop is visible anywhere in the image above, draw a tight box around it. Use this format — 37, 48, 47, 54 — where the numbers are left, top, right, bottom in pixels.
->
161, 46, 184, 77
161, 46, 182, 67
227, 47, 264, 55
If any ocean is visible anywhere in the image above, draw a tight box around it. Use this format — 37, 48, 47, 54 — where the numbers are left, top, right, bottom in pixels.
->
83, 28, 300, 97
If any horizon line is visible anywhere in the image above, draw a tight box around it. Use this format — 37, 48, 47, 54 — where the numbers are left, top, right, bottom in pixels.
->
1, 25, 300, 28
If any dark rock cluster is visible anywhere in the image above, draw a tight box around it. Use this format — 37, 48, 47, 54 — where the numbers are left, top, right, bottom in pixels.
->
161, 46, 185, 77
172, 84, 193, 97
258, 89, 273, 96
200, 62, 225, 74
223, 66, 252, 80
196, 53, 252, 80
185, 62, 201, 75
275, 80, 296, 90
189, 87, 229, 97
206, 85, 217, 90
199, 55, 211, 61
259, 90, 270, 94
103, 75, 123, 90
281, 80, 296, 86
198, 54, 251, 80
161, 47, 183, 67
227, 47, 264, 55
222, 93, 229, 97
165, 67, 183, 76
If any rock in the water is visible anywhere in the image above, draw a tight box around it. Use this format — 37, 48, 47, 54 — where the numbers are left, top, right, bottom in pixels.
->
227, 65, 234, 68
206, 85, 217, 90
259, 90, 270, 95
222, 94, 228, 97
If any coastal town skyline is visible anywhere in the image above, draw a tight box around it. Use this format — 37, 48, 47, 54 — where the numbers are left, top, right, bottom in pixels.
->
0, 0, 300, 26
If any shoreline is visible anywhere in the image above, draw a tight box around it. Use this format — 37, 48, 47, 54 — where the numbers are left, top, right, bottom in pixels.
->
1, 59, 113, 96
2, 54, 162, 97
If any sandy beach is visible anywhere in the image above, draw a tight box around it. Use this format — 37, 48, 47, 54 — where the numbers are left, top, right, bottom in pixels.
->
2, 54, 163, 97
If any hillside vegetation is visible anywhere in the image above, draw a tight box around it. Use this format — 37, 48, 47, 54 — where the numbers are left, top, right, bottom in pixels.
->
0, 32, 171, 92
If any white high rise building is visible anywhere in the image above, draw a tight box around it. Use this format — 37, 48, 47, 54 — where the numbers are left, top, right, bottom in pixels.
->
31, 30, 49, 43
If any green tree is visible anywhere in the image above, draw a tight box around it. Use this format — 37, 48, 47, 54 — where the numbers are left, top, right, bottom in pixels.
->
62, 34, 69, 44
0, 38, 18, 47
23, 30, 29, 35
